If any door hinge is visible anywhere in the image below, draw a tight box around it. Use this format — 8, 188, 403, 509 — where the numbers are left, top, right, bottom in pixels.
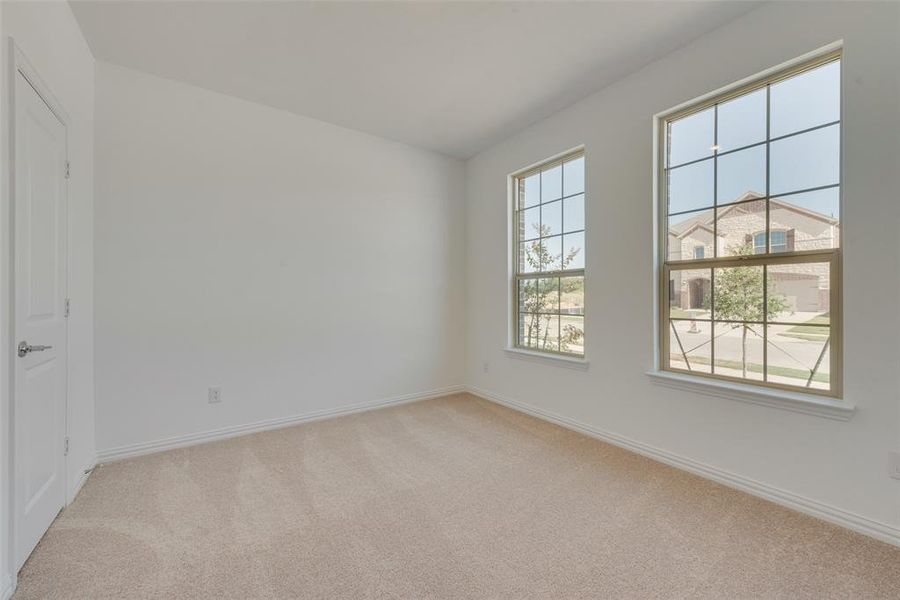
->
64, 437, 70, 456
65, 161, 70, 180
64, 298, 70, 318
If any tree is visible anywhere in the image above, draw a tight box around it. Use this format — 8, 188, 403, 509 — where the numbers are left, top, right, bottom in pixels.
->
558, 277, 585, 352
714, 243, 789, 377
520, 224, 583, 352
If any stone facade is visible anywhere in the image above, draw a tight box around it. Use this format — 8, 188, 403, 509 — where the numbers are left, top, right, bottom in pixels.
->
669, 197, 838, 316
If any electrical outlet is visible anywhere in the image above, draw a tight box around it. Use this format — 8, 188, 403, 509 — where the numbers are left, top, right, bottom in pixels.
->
890, 451, 900, 480
483, 362, 489, 373
208, 386, 222, 404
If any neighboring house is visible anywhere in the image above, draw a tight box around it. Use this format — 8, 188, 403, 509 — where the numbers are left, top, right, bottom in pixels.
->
669, 193, 838, 316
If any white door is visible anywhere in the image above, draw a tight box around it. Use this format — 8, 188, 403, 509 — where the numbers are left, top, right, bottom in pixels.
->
13, 70, 68, 569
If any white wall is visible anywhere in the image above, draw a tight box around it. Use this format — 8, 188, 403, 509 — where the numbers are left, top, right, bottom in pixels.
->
2, 6, 896, 589
465, 1, 900, 537
94, 63, 465, 454
0, 0, 95, 594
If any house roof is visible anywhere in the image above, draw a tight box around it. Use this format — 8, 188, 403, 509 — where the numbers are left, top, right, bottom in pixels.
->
669, 191, 839, 239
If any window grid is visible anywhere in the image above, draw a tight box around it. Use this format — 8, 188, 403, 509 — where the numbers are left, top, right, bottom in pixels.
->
660, 52, 841, 397
513, 150, 585, 357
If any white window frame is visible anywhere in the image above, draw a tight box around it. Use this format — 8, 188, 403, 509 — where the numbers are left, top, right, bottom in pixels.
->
654, 49, 843, 399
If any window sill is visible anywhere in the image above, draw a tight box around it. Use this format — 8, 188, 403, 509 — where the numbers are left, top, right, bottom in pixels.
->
646, 370, 855, 421
504, 347, 590, 370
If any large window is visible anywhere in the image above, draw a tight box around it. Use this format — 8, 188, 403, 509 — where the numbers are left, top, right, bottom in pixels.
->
660, 53, 841, 396
513, 150, 585, 357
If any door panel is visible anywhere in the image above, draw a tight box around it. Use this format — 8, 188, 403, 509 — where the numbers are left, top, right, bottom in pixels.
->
27, 154, 60, 320
22, 359, 60, 514
14, 70, 68, 570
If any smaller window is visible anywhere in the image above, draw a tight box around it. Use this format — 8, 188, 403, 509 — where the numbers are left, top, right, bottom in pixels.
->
693, 246, 705, 260
513, 151, 585, 357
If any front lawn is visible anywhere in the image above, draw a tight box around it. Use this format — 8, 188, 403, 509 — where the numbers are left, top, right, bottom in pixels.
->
670, 354, 829, 384
786, 313, 829, 334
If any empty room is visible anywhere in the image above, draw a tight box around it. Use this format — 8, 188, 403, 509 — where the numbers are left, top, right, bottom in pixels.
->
2, 0, 900, 598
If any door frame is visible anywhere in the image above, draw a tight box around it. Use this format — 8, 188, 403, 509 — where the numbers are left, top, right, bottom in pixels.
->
2, 39, 71, 580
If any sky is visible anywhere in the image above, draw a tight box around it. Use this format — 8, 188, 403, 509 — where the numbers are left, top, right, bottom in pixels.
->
667, 60, 840, 221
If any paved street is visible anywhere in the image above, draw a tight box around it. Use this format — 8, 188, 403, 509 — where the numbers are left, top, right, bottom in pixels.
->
671, 319, 830, 389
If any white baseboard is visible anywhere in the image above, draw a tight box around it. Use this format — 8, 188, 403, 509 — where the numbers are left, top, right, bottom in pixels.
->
67, 459, 95, 505
467, 385, 900, 549
97, 385, 466, 463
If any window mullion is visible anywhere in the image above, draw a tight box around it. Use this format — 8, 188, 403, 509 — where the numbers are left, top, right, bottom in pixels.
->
710, 256, 716, 375
763, 263, 768, 382
711, 102, 718, 372
763, 81, 771, 381
665, 248, 835, 270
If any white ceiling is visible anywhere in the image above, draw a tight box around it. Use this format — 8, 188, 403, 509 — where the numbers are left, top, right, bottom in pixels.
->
70, 1, 759, 158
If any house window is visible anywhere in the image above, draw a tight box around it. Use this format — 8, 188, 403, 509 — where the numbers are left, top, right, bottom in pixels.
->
770, 230, 788, 253
513, 150, 585, 357
660, 52, 841, 396
756, 230, 789, 254
693, 245, 705, 259
752, 232, 767, 254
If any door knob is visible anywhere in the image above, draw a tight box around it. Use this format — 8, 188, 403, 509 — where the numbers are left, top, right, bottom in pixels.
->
18, 341, 52, 358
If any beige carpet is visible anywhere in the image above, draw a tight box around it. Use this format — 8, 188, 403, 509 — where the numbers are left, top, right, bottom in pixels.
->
14, 393, 900, 599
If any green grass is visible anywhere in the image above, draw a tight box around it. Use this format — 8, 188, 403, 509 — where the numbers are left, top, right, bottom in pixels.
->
785, 313, 829, 335
670, 354, 829, 384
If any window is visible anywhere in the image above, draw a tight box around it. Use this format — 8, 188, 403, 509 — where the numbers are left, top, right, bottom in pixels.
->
755, 230, 788, 254
770, 230, 788, 253
513, 150, 585, 357
752, 232, 767, 254
660, 52, 841, 396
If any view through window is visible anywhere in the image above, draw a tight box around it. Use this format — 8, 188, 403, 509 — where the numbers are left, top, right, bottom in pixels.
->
513, 151, 585, 357
661, 53, 841, 395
